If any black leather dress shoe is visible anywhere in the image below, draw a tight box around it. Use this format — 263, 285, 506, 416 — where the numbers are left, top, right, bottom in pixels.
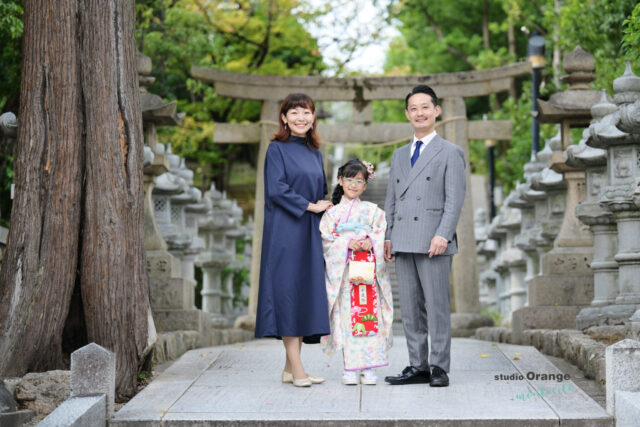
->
384, 366, 431, 385
430, 366, 449, 387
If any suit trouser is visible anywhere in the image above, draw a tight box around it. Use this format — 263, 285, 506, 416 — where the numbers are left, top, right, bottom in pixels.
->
395, 252, 452, 372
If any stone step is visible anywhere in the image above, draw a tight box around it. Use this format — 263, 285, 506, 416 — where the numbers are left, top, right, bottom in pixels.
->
111, 337, 612, 426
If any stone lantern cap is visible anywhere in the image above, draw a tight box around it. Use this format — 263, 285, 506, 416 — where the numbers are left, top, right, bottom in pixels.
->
530, 167, 566, 191
155, 172, 187, 194
588, 100, 634, 149
500, 202, 522, 230
138, 52, 183, 126
613, 61, 640, 105
488, 213, 507, 240
565, 128, 607, 168
536, 47, 604, 124
507, 183, 534, 209
0, 112, 17, 138
172, 186, 201, 205
614, 63, 640, 134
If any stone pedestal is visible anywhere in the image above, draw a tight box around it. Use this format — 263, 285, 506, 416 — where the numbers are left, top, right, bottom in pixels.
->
147, 250, 209, 338
605, 339, 640, 415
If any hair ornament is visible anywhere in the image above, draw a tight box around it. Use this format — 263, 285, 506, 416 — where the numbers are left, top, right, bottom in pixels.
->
362, 160, 375, 181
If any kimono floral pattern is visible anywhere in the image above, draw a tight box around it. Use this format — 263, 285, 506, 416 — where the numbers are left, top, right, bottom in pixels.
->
320, 197, 393, 371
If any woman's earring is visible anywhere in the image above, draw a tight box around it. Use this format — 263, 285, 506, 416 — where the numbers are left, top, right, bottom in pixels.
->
284, 123, 288, 130
310, 125, 314, 131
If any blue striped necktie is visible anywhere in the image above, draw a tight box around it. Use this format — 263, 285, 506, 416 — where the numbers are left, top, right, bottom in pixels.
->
411, 140, 423, 167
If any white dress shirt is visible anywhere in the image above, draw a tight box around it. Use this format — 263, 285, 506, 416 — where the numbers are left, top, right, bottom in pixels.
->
410, 130, 437, 159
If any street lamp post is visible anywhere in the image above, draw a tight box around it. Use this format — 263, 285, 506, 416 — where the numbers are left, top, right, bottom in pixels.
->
528, 33, 546, 157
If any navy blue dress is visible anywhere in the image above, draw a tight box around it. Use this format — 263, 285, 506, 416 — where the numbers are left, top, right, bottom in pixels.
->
255, 136, 330, 344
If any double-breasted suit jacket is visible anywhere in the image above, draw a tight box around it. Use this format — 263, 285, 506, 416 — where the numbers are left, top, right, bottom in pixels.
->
383, 134, 466, 373
384, 135, 466, 253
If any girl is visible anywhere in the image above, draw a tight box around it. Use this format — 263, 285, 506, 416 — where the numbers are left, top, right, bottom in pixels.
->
320, 159, 393, 385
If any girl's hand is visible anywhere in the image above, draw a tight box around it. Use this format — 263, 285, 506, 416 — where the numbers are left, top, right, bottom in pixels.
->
349, 237, 372, 252
358, 237, 373, 252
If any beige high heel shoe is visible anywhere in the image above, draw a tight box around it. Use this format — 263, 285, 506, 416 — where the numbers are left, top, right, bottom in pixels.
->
282, 371, 324, 384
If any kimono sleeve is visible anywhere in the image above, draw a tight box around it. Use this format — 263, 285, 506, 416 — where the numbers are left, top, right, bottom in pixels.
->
319, 207, 348, 259
365, 204, 387, 260
264, 144, 309, 218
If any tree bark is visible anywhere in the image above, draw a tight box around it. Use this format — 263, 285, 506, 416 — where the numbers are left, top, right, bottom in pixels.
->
0, 0, 153, 399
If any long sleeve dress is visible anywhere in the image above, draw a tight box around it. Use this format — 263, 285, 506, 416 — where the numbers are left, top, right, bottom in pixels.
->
254, 136, 331, 344
319, 197, 393, 370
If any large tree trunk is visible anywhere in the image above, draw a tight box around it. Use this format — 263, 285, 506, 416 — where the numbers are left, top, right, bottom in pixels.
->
0, 0, 153, 399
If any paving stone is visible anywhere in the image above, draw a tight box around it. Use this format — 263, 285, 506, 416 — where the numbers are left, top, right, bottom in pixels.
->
111, 337, 612, 426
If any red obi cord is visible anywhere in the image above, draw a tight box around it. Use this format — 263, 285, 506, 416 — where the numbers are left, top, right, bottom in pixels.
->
349, 250, 378, 336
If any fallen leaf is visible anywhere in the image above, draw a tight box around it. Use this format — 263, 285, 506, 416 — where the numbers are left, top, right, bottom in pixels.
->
515, 352, 521, 356
480, 354, 489, 358
514, 357, 520, 360
200, 354, 207, 357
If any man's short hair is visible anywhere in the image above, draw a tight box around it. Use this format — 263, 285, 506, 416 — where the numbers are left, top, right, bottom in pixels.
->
405, 85, 439, 109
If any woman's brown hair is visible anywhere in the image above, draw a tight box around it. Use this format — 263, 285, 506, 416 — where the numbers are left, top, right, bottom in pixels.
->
271, 93, 321, 150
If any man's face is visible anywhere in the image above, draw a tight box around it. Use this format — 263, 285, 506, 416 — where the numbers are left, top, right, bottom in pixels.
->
405, 93, 441, 134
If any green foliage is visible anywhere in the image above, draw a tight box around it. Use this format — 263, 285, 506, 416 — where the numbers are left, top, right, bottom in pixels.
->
381, 0, 638, 194
553, 0, 638, 90
0, 1, 22, 225
488, 83, 556, 195
0, 0, 23, 112
622, 3, 640, 60
481, 306, 501, 326
136, 0, 326, 190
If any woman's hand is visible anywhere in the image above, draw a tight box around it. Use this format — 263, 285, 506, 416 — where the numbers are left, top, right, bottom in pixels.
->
349, 237, 372, 252
307, 200, 333, 213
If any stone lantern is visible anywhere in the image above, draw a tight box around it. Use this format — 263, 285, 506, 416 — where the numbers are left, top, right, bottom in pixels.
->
198, 184, 234, 327
589, 62, 640, 324
138, 52, 182, 252
488, 213, 509, 322
567, 93, 618, 328
512, 47, 603, 343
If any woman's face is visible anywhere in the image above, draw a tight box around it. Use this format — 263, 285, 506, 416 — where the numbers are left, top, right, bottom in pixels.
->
339, 172, 367, 200
282, 106, 315, 137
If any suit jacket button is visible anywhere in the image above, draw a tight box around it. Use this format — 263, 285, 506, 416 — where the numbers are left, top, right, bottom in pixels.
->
414, 217, 418, 221
397, 179, 400, 183
398, 216, 402, 221
400, 196, 405, 201
416, 196, 421, 200
426, 177, 431, 181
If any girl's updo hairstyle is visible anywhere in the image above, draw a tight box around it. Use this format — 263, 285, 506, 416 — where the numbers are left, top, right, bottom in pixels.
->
271, 93, 321, 150
331, 159, 370, 205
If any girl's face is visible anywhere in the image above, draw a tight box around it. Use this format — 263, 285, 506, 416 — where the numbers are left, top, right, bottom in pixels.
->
339, 172, 367, 200
282, 106, 315, 137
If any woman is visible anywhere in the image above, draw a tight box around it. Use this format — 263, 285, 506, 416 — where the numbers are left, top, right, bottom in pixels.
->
255, 93, 332, 387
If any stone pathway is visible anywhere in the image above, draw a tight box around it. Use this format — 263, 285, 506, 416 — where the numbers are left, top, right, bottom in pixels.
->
111, 337, 611, 426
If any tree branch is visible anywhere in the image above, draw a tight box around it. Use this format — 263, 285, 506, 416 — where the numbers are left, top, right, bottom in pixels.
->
416, 2, 476, 69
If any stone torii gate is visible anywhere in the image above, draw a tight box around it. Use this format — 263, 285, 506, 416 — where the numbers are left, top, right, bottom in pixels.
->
192, 62, 531, 330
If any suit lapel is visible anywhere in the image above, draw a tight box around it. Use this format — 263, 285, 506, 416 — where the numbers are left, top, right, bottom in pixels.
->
400, 136, 443, 196
397, 142, 411, 179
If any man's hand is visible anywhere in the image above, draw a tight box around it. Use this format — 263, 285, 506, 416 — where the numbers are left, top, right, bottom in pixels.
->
428, 235, 448, 258
384, 241, 394, 262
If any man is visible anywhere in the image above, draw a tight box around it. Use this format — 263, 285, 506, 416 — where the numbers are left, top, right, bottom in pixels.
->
383, 85, 466, 387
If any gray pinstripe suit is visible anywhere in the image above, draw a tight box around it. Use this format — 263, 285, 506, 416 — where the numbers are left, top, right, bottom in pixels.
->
384, 134, 466, 372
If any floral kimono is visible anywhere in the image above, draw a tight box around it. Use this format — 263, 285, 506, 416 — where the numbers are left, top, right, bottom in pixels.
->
319, 196, 393, 371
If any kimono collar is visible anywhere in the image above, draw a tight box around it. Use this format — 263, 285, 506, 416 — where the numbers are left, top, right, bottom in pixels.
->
338, 196, 360, 224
